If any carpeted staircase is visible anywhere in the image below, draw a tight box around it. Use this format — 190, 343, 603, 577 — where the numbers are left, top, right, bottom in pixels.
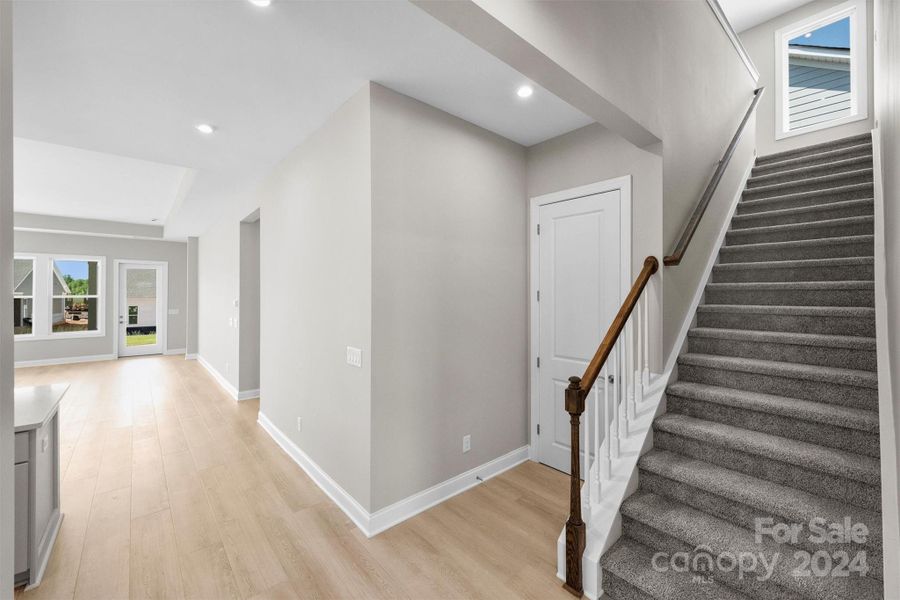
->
600, 133, 882, 600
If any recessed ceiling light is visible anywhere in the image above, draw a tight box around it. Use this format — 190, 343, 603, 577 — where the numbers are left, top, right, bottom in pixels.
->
517, 85, 534, 99
195, 123, 216, 135
248, 0, 271, 6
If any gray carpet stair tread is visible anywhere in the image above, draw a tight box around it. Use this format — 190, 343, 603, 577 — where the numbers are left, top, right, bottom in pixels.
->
756, 134, 872, 164
719, 234, 873, 255
726, 214, 873, 236
706, 280, 874, 292
665, 381, 879, 432
713, 256, 873, 272
621, 491, 882, 600
731, 199, 873, 226
639, 449, 882, 547
601, 537, 751, 600
737, 182, 873, 212
687, 327, 876, 350
653, 413, 880, 484
747, 156, 872, 186
678, 353, 878, 389
743, 168, 873, 196
696, 305, 875, 318
752, 143, 873, 176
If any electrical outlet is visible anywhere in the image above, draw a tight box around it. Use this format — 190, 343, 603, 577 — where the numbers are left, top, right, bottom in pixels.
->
297, 417, 302, 432
463, 434, 471, 453
346, 346, 362, 368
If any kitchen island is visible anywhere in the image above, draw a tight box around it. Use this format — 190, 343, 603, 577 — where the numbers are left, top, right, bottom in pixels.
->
15, 383, 67, 589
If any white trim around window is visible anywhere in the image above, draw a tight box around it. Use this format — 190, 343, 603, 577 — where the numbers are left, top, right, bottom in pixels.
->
13, 253, 106, 342
774, 0, 868, 140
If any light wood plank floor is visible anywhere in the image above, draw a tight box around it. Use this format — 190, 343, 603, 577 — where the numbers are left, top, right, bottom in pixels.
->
14, 355, 573, 600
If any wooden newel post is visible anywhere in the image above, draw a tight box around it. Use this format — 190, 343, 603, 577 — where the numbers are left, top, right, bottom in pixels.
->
563, 375, 587, 597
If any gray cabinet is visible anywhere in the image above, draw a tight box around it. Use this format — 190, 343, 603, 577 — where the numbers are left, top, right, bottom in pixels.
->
14, 410, 62, 589
14, 462, 28, 575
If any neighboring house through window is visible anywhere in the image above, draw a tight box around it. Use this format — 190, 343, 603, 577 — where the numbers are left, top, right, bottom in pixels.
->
12, 254, 105, 340
775, 0, 867, 139
13, 258, 34, 336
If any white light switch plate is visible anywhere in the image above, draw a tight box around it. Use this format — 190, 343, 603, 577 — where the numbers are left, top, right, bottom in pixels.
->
346, 346, 362, 368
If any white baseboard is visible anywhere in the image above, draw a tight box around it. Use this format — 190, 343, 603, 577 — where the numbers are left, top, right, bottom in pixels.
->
237, 388, 260, 401
196, 354, 241, 401
164, 347, 186, 356
257, 410, 529, 538
14, 353, 117, 368
185, 353, 198, 360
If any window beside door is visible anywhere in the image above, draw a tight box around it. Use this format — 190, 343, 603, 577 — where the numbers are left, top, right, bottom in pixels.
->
13, 258, 35, 337
51, 258, 101, 334
775, 0, 868, 139
11, 254, 105, 340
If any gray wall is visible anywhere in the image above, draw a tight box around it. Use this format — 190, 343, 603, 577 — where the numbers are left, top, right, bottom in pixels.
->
197, 218, 240, 389
186, 236, 198, 356
474, 0, 759, 359
369, 84, 527, 510
526, 123, 664, 371
0, 1, 13, 588
874, 0, 899, 587
257, 85, 373, 509
741, 0, 875, 156
238, 219, 260, 392
13, 231, 188, 362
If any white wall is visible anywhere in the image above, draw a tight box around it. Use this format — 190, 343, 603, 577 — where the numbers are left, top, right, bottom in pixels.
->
874, 0, 899, 589
0, 1, 13, 590
470, 0, 759, 359
186, 236, 198, 356
741, 0, 875, 156
257, 85, 374, 509
197, 218, 240, 390
526, 123, 664, 370
369, 84, 527, 510
238, 219, 260, 392
13, 231, 188, 363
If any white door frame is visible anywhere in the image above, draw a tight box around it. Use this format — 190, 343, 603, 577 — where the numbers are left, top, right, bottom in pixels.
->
113, 259, 168, 358
528, 175, 632, 463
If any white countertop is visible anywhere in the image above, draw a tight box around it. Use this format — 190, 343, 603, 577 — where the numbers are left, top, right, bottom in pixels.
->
14, 384, 69, 433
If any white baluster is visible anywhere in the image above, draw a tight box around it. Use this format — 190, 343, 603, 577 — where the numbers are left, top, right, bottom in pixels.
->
592, 388, 601, 501
635, 303, 644, 407
583, 384, 591, 522
610, 349, 620, 459
627, 317, 635, 429
601, 366, 611, 480
643, 293, 650, 388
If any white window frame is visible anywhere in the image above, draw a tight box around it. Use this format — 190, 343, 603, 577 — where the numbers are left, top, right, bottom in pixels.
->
774, 0, 868, 140
13, 255, 36, 338
49, 255, 105, 339
13, 253, 106, 342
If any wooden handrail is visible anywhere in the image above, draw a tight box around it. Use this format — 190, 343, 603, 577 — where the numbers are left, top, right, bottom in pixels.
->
563, 87, 763, 596
562, 255, 658, 597
576, 256, 659, 396
664, 87, 764, 266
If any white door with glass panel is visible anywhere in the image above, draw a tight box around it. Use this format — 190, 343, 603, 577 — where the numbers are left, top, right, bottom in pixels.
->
118, 263, 164, 357
537, 189, 622, 474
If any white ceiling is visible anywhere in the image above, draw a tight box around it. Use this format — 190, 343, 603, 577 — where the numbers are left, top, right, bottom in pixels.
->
719, 0, 817, 32
14, 138, 190, 225
12, 0, 593, 239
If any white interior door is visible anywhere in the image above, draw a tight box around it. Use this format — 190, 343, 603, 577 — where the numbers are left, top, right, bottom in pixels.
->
118, 263, 165, 357
537, 189, 622, 474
